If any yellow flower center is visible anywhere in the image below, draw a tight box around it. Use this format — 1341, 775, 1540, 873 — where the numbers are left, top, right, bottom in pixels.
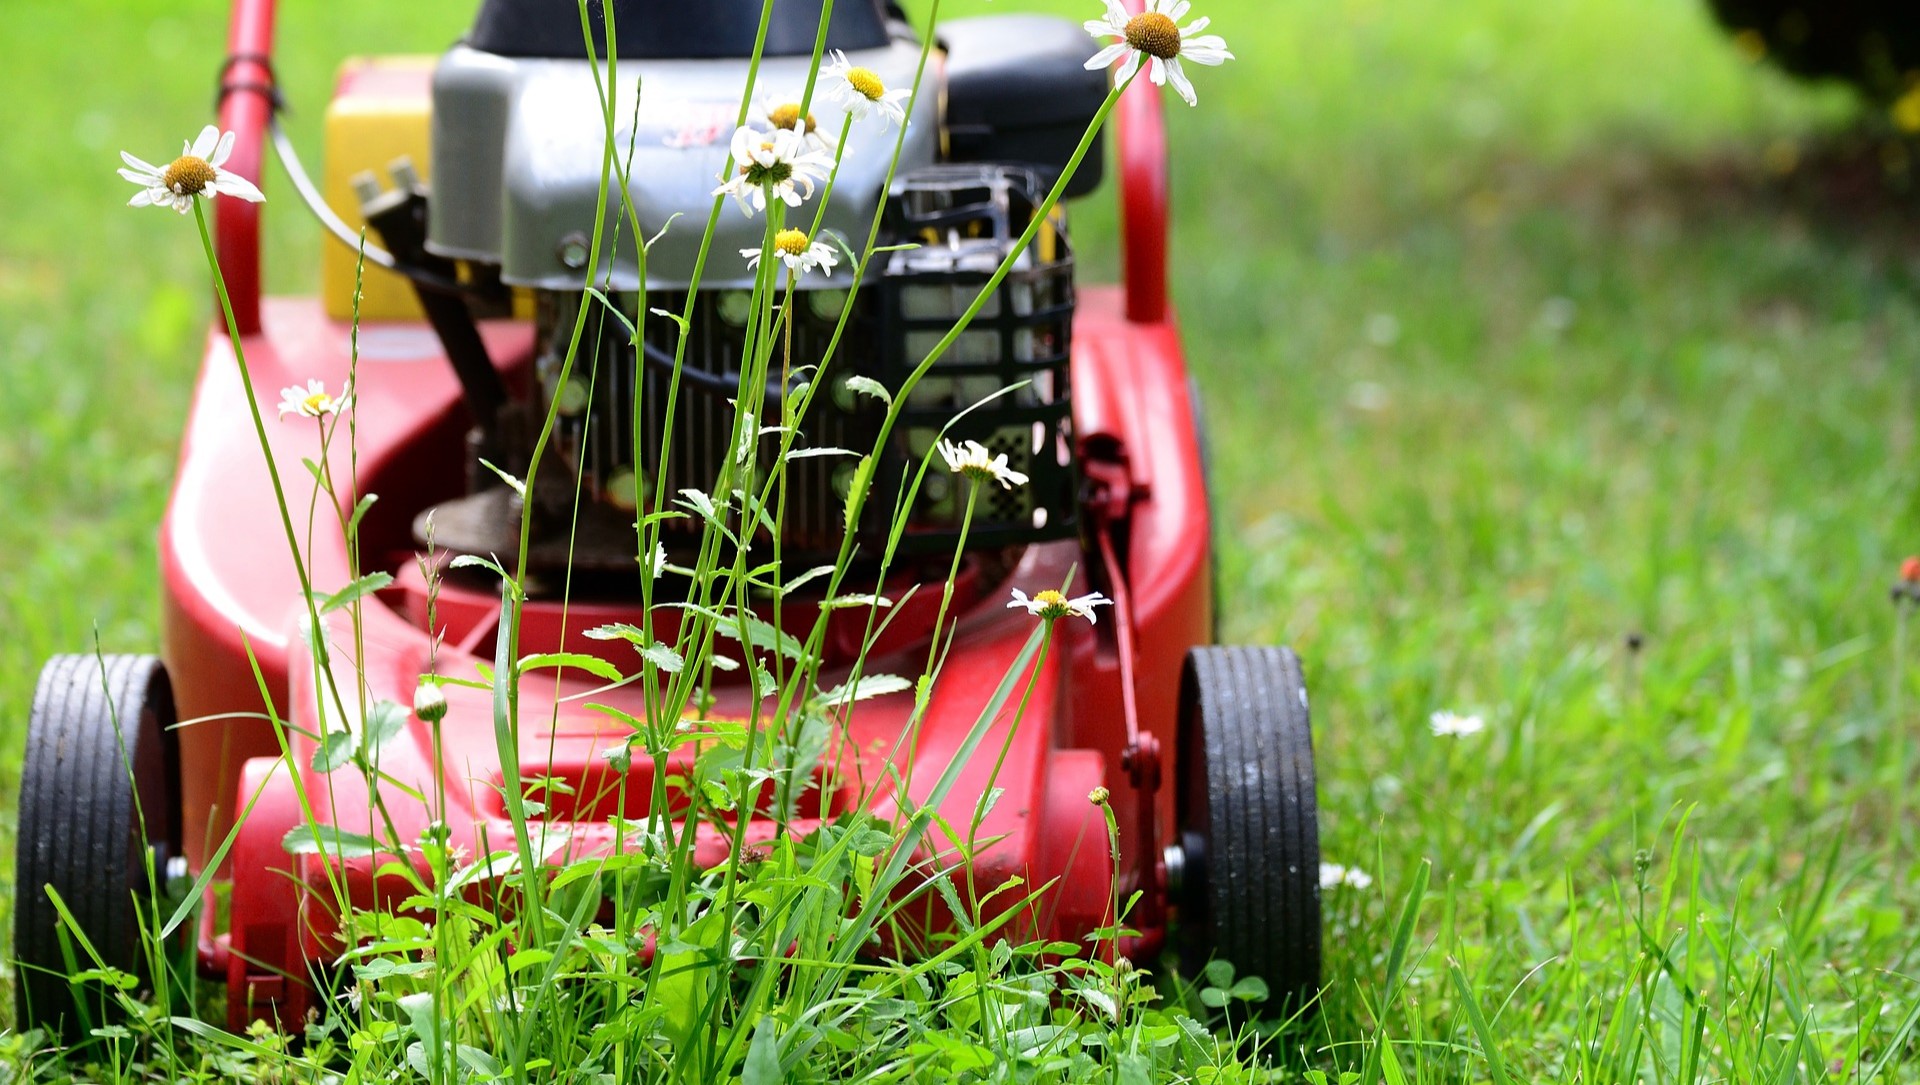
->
774, 229, 811, 257
1034, 590, 1068, 609
162, 155, 217, 196
847, 67, 887, 102
302, 393, 331, 414
768, 103, 817, 134
1123, 12, 1182, 59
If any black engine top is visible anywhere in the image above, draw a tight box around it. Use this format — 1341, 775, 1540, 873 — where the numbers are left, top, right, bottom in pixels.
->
466, 0, 894, 60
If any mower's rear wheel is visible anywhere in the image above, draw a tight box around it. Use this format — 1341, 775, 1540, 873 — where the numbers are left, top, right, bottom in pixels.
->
1175, 645, 1321, 1013
14, 654, 182, 1039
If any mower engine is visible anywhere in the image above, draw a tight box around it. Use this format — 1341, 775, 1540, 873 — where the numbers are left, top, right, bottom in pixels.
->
389, 0, 1105, 581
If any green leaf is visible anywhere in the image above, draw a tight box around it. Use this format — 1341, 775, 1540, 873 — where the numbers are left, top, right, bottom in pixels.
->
346, 492, 379, 535
1447, 959, 1513, 1085
817, 673, 911, 707
282, 825, 381, 858
677, 487, 722, 525
478, 458, 526, 498
846, 828, 893, 857
1202, 959, 1235, 989
843, 456, 875, 527
641, 642, 684, 674
311, 729, 355, 773
1228, 976, 1269, 1002
845, 375, 892, 406
819, 593, 892, 611
743, 1019, 782, 1085
518, 652, 623, 682
446, 849, 523, 893
365, 699, 409, 749
449, 553, 511, 582
648, 307, 690, 334
318, 572, 393, 614
583, 622, 646, 644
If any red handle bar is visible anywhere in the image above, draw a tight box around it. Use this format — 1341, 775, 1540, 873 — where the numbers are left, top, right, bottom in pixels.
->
214, 0, 276, 336
1117, 0, 1170, 324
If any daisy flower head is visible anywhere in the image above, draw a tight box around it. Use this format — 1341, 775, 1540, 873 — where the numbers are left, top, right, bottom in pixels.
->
741, 228, 839, 277
1428, 710, 1485, 738
1009, 588, 1113, 625
824, 50, 911, 126
1319, 862, 1373, 890
277, 379, 352, 421
757, 93, 834, 150
938, 438, 1029, 489
712, 124, 836, 217
119, 125, 265, 213
1083, 0, 1234, 107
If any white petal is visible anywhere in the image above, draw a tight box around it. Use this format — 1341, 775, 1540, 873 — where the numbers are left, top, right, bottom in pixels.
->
118, 167, 155, 184
1102, 0, 1129, 26
1182, 36, 1233, 64
1085, 42, 1130, 70
128, 189, 154, 207
1179, 15, 1208, 34
209, 129, 237, 167
1116, 50, 1143, 85
190, 124, 220, 159
1167, 1, 1192, 21
1085, 18, 1120, 38
1165, 58, 1197, 105
171, 194, 194, 213
1148, 56, 1168, 86
211, 170, 265, 202
120, 150, 160, 176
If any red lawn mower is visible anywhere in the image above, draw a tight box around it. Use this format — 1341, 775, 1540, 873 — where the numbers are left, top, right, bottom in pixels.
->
14, 0, 1321, 1035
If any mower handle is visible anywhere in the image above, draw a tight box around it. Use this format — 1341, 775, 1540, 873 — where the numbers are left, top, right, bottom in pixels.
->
214, 0, 276, 336
1117, 0, 1170, 324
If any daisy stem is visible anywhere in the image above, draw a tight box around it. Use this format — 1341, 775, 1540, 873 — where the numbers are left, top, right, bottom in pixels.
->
923, 482, 981, 680
192, 200, 319, 619
806, 116, 857, 240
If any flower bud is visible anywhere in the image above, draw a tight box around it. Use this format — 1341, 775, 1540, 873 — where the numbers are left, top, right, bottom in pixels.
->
414, 681, 449, 724
1088, 786, 1111, 805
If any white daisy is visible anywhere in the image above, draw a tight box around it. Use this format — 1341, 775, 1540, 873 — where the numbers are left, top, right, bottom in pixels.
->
824, 50, 911, 126
277, 379, 352, 420
712, 124, 836, 217
755, 94, 835, 150
1008, 588, 1113, 625
741, 228, 839, 277
1319, 862, 1373, 890
119, 125, 265, 213
1429, 710, 1485, 738
1083, 0, 1234, 107
938, 438, 1028, 489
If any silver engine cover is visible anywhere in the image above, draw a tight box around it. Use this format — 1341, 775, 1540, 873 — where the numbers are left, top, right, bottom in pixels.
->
426, 39, 939, 291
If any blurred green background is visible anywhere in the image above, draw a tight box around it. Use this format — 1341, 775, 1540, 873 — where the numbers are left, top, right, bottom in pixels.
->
6, 0, 1920, 1074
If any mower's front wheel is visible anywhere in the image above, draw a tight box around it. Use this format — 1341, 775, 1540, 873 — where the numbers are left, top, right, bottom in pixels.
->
1174, 645, 1322, 1014
14, 654, 182, 1039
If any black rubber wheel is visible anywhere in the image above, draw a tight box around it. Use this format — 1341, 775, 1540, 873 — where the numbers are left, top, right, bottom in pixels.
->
14, 654, 182, 1039
1175, 645, 1321, 1013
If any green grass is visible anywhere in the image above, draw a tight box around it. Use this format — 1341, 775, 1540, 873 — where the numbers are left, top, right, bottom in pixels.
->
6, 0, 1920, 1079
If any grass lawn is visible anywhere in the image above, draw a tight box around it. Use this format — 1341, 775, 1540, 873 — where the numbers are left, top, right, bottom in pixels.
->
4, 0, 1919, 1079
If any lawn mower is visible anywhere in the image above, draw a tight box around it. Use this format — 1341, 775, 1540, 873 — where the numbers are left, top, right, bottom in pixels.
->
13, 0, 1322, 1035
